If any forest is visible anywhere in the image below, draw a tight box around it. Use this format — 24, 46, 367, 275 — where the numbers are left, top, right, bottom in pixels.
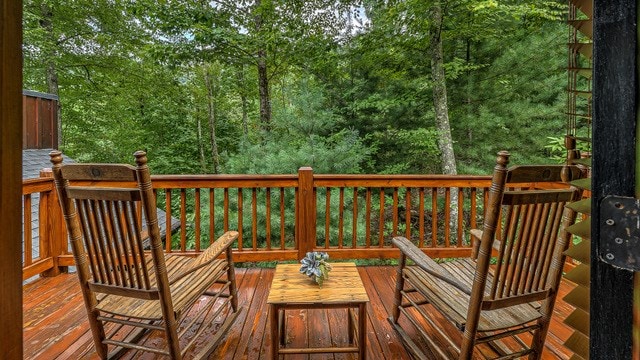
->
23, 0, 569, 177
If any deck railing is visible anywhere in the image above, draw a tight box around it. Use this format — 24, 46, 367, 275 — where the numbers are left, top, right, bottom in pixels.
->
25, 167, 564, 279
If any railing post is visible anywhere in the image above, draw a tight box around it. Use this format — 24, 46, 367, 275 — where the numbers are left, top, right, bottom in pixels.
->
297, 167, 316, 259
39, 169, 67, 277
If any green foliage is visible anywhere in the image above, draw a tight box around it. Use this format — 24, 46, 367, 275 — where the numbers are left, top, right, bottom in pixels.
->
23, 0, 571, 177
22, 2, 579, 260
225, 76, 371, 174
545, 136, 567, 163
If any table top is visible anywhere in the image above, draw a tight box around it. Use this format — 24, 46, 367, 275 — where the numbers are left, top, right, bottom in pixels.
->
267, 262, 369, 305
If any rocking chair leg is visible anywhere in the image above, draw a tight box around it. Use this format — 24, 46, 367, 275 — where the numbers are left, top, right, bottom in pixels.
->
226, 247, 239, 312
391, 254, 407, 323
87, 310, 108, 359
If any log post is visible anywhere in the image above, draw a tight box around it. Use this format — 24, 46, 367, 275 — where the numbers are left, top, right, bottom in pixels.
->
297, 167, 315, 259
1, 1, 23, 357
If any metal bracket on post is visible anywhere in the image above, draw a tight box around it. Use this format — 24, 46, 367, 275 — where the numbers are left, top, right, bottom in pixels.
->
599, 195, 640, 271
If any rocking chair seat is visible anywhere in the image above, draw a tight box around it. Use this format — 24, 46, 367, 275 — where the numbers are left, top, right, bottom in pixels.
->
403, 258, 542, 332
95, 235, 236, 320
96, 257, 228, 320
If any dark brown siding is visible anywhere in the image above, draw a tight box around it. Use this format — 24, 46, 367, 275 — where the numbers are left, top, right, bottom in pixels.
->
23, 91, 58, 149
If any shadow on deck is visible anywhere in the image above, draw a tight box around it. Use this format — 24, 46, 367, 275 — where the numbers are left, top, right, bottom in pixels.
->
23, 266, 576, 359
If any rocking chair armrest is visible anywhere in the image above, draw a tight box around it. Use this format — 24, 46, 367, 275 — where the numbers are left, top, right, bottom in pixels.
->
470, 229, 483, 259
392, 236, 472, 295
470, 229, 501, 259
169, 231, 239, 284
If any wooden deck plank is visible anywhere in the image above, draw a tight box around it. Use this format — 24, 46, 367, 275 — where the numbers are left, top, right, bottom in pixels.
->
229, 268, 273, 359
210, 267, 263, 359
23, 266, 577, 359
325, 305, 350, 360
244, 269, 271, 360
308, 308, 335, 360
358, 267, 413, 357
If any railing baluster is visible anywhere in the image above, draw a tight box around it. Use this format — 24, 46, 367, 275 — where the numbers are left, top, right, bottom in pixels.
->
252, 188, 257, 251
378, 188, 385, 248
405, 188, 411, 239
444, 188, 451, 247
209, 188, 215, 241
457, 187, 464, 247
280, 188, 285, 250
325, 188, 331, 249
165, 189, 172, 252
431, 188, 438, 248
470, 187, 477, 249
418, 188, 425, 248
392, 188, 399, 237
24, 195, 33, 265
223, 188, 229, 233
266, 188, 271, 250
352, 187, 358, 249
237, 188, 243, 251
365, 188, 371, 248
338, 188, 344, 249
180, 189, 187, 251
195, 188, 201, 252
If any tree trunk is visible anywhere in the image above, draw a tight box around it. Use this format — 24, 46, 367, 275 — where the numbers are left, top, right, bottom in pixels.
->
466, 38, 474, 144
254, 0, 271, 134
429, 0, 457, 176
196, 109, 207, 172
204, 68, 220, 174
429, 0, 459, 242
256, 44, 271, 134
237, 65, 249, 137
41, 3, 62, 148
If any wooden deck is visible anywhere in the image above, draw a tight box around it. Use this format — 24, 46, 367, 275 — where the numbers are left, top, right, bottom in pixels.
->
23, 266, 576, 359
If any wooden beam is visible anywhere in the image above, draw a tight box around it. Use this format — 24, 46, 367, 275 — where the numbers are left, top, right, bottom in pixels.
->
0, 0, 23, 358
591, 1, 636, 358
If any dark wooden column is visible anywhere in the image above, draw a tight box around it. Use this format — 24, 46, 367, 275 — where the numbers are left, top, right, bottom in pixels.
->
591, 1, 636, 358
0, 0, 24, 358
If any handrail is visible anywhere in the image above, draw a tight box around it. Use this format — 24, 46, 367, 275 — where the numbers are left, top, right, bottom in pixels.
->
23, 168, 563, 279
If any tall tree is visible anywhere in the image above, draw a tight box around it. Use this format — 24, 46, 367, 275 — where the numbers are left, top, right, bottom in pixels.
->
253, 0, 272, 133
141, 0, 358, 137
204, 65, 221, 173
429, 0, 457, 175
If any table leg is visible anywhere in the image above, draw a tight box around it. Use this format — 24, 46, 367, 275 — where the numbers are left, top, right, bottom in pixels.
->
279, 308, 285, 346
270, 305, 279, 360
348, 308, 354, 344
358, 303, 366, 359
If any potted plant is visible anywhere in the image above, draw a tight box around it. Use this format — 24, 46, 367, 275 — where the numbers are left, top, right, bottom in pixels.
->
299, 251, 333, 286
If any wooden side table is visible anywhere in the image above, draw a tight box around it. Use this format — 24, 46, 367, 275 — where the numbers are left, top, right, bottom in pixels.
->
267, 262, 369, 359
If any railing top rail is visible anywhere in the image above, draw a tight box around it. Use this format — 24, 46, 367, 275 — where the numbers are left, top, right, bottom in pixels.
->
23, 177, 54, 195
149, 174, 498, 190
313, 174, 492, 181
150, 174, 299, 189
313, 175, 493, 188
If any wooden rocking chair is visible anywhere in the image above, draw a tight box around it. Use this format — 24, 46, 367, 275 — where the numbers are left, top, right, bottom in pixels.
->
50, 150, 241, 359
389, 151, 583, 359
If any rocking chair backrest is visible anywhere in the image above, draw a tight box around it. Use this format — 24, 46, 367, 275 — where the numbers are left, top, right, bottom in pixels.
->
473, 152, 583, 311
50, 151, 168, 301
